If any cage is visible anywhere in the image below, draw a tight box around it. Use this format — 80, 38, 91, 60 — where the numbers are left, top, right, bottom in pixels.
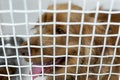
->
0, 0, 120, 80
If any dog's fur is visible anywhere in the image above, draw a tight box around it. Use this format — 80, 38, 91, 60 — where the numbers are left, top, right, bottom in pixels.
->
19, 4, 120, 80
0, 37, 24, 80
0, 68, 15, 80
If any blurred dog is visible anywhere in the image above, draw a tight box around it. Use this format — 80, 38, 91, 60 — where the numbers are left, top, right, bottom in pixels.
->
0, 37, 24, 80
19, 4, 120, 80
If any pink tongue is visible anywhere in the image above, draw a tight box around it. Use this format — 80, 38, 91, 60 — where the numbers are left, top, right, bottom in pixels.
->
31, 66, 42, 80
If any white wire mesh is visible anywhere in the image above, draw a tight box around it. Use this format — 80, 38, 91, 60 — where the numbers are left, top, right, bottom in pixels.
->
0, 0, 120, 80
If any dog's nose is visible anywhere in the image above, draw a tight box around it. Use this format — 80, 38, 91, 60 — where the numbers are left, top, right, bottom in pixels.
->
19, 48, 28, 56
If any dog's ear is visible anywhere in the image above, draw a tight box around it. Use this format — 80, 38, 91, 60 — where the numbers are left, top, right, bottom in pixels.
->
89, 11, 120, 22
42, 13, 53, 22
88, 7, 109, 22
89, 13, 108, 22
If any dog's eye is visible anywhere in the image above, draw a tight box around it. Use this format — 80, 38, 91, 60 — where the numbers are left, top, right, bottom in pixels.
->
19, 48, 28, 56
56, 28, 64, 34
22, 52, 26, 56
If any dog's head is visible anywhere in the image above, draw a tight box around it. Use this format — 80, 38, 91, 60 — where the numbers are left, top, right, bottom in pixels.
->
19, 4, 106, 74
0, 37, 24, 65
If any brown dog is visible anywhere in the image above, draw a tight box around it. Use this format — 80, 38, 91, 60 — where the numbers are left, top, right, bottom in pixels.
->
19, 4, 120, 80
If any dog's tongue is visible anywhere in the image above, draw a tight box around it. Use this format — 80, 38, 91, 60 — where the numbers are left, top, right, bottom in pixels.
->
31, 66, 42, 80
31, 65, 52, 80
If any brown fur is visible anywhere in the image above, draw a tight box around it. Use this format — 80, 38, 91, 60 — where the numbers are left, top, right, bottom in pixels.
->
0, 67, 15, 80
19, 4, 120, 80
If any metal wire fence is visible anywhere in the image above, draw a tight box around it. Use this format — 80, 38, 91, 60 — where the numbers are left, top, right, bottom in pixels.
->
0, 0, 120, 80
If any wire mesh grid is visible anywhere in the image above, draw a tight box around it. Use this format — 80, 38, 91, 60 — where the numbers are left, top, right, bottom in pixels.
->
0, 0, 120, 80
